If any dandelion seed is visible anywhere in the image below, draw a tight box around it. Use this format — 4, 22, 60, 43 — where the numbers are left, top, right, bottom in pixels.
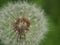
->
0, 1, 48, 45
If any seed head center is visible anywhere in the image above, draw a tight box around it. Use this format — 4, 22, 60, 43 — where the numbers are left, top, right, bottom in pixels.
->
13, 16, 30, 33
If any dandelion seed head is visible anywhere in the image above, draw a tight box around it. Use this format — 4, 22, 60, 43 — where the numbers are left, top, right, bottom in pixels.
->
0, 1, 48, 45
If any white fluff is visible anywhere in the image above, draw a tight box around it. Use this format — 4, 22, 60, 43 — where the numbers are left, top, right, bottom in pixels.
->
0, 1, 48, 45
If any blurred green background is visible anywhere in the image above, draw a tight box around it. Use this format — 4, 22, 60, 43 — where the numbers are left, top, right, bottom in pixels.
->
0, 0, 60, 45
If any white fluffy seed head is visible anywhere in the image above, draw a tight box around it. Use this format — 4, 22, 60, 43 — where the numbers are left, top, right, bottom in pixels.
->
0, 1, 48, 45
